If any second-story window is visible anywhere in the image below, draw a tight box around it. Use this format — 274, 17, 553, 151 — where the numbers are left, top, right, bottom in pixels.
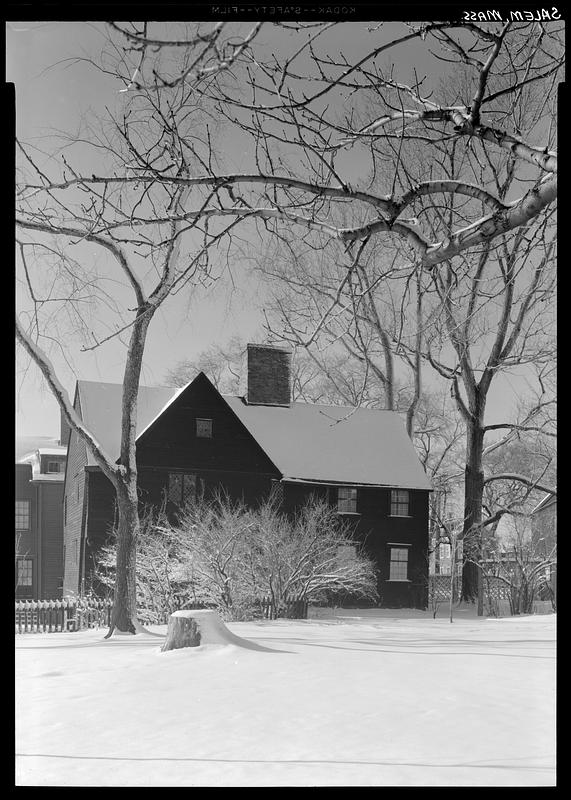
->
196, 418, 213, 438
337, 486, 357, 513
47, 461, 61, 473
390, 489, 410, 517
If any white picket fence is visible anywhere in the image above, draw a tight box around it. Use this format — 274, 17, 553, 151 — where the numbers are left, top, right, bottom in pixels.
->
15, 599, 113, 633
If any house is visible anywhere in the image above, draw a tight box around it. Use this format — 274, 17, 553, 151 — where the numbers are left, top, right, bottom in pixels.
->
63, 344, 432, 607
15, 443, 67, 599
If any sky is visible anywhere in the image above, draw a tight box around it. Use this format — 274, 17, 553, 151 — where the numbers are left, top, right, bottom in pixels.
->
10, 21, 269, 439
10, 20, 556, 442
15, 608, 556, 786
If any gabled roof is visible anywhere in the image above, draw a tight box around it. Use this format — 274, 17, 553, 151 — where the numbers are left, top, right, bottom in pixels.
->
77, 381, 177, 467
75, 376, 431, 489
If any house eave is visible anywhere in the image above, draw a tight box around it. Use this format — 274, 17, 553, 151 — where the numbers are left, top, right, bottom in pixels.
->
281, 476, 433, 491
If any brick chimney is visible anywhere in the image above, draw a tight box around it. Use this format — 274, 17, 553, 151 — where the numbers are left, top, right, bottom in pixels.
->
246, 343, 291, 406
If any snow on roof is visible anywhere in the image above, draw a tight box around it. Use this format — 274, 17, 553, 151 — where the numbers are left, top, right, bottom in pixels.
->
77, 381, 177, 467
15, 435, 61, 462
18, 447, 67, 480
76, 378, 431, 489
36, 447, 67, 456
224, 396, 432, 489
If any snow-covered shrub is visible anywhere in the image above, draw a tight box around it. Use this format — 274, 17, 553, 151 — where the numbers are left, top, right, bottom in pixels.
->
94, 495, 378, 621
166, 495, 379, 619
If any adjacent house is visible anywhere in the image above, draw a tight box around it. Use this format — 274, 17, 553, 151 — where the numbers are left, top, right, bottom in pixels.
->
63, 344, 432, 607
15, 444, 67, 599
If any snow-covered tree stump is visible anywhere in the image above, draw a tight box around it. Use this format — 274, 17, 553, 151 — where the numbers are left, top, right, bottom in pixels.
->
161, 611, 202, 651
160, 609, 273, 653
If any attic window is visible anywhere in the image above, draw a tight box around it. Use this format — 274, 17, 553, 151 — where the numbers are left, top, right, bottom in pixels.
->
196, 418, 213, 438
337, 486, 357, 513
47, 461, 61, 473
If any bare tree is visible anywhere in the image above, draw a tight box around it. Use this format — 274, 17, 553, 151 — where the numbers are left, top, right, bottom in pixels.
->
15, 20, 560, 630
15, 22, 267, 634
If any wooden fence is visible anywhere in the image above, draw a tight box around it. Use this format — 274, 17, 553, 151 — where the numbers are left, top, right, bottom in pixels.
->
15, 599, 113, 634
15, 595, 308, 633
259, 596, 308, 620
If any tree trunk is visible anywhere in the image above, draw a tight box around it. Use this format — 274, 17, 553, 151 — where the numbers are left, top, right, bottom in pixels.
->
108, 485, 140, 634
461, 418, 485, 606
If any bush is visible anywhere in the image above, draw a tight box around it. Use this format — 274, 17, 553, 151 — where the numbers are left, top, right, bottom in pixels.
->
94, 495, 379, 621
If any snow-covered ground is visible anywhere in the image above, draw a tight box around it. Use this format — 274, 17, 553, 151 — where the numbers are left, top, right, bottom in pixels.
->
15, 606, 556, 787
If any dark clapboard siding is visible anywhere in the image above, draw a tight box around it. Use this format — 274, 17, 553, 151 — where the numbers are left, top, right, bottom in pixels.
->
282, 482, 429, 608
136, 373, 280, 476
39, 482, 65, 599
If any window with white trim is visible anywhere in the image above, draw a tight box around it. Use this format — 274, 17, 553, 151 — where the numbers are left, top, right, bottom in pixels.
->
15, 501, 30, 531
389, 546, 409, 581
196, 418, 213, 438
168, 473, 197, 506
337, 486, 357, 513
390, 489, 410, 516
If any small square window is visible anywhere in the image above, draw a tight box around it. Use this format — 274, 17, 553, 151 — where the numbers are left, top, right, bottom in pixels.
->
47, 461, 61, 473
389, 547, 409, 581
390, 489, 410, 516
15, 501, 30, 531
196, 418, 213, 438
337, 486, 357, 513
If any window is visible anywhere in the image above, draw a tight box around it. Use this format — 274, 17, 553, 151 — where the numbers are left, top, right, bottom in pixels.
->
168, 473, 197, 506
47, 461, 61, 473
439, 543, 451, 560
196, 418, 213, 438
337, 486, 358, 513
16, 558, 33, 587
337, 543, 357, 562
390, 489, 410, 516
15, 501, 30, 531
389, 547, 409, 581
